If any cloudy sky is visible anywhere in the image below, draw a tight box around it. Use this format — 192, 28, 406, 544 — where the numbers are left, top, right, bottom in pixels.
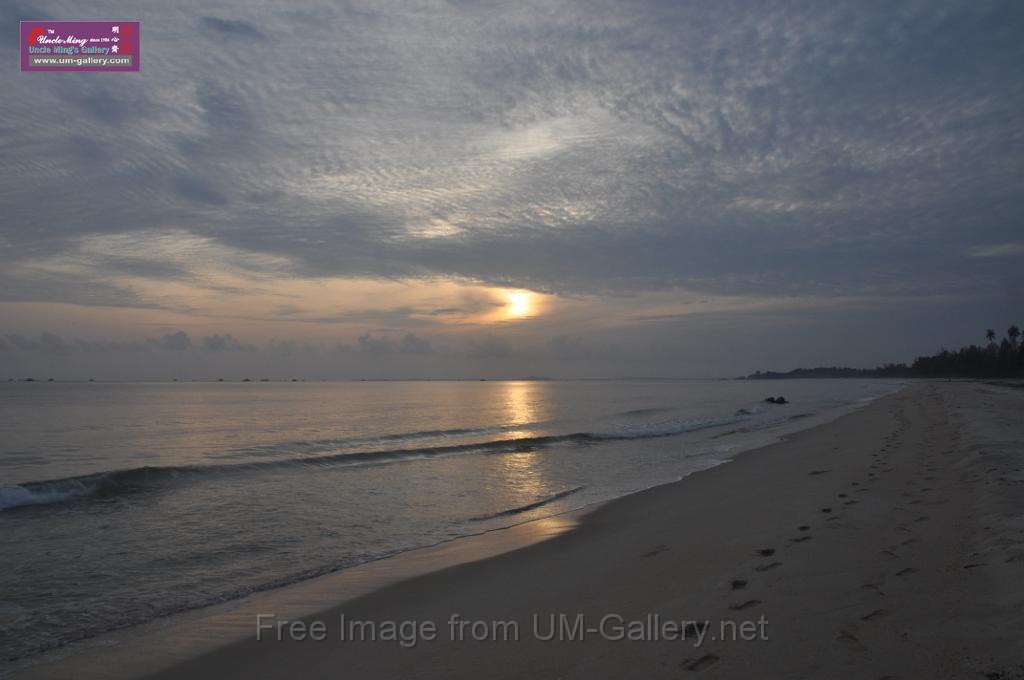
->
1, 0, 1022, 379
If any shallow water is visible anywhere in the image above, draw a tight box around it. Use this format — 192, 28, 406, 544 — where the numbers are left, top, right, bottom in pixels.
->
0, 379, 899, 661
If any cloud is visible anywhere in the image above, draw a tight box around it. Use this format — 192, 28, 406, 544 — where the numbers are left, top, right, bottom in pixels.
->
2, 333, 69, 354
2, 0, 1023, 377
266, 339, 320, 355
172, 175, 229, 206
75, 338, 152, 353
399, 332, 431, 354
317, 306, 422, 326
548, 334, 590, 359
966, 243, 1024, 258
198, 17, 268, 41
357, 333, 394, 354
0, 330, 261, 355
0, 3, 52, 47
152, 331, 193, 351
357, 332, 433, 355
2, 0, 1020, 303
201, 334, 253, 351
469, 334, 512, 359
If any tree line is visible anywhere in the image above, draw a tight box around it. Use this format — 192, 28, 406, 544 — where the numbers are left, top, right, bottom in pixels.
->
904, 325, 1022, 378
745, 325, 1023, 379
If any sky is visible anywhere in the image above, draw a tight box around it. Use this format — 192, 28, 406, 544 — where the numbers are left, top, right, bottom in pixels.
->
1, 0, 1022, 379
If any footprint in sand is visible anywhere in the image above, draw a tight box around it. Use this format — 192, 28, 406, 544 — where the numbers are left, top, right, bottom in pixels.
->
728, 599, 762, 611
756, 548, 776, 557
821, 507, 833, 513
860, 608, 887, 621
896, 567, 918, 577
730, 578, 748, 590
835, 630, 866, 651
790, 535, 812, 543
683, 622, 709, 638
755, 561, 783, 572
797, 525, 811, 531
682, 654, 719, 672
641, 545, 669, 558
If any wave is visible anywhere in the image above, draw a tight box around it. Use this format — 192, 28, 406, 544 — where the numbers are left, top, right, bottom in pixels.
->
710, 411, 815, 440
0, 437, 579, 512
469, 486, 585, 521
0, 482, 99, 511
0, 466, 189, 511
0, 414, 749, 512
217, 423, 550, 460
614, 407, 672, 417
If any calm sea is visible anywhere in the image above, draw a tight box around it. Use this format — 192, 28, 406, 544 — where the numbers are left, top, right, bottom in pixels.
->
0, 379, 900, 661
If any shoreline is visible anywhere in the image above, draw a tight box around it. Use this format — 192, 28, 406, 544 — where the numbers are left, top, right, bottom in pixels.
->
10, 381, 1023, 678
3, 382, 894, 677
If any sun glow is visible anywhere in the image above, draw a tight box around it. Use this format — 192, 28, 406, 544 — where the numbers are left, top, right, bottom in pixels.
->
506, 291, 532, 318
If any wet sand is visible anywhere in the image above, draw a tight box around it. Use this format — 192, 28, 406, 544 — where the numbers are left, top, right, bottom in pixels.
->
17, 381, 1024, 679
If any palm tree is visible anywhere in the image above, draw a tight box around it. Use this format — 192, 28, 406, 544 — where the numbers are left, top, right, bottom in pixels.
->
1008, 325, 1021, 348
986, 329, 996, 343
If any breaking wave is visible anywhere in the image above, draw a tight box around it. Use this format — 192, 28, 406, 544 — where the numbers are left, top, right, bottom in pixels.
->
468, 486, 586, 521
1, 414, 749, 512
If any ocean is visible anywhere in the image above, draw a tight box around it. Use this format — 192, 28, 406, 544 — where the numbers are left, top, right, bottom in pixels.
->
0, 379, 901, 662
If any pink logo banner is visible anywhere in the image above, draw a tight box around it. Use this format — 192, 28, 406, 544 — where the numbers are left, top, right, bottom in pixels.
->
21, 21, 140, 72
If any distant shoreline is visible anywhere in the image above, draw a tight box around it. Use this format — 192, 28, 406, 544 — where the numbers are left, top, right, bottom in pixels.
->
740, 366, 906, 380
743, 325, 1023, 380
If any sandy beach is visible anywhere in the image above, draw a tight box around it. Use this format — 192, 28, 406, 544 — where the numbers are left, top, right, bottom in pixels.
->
14, 381, 1024, 679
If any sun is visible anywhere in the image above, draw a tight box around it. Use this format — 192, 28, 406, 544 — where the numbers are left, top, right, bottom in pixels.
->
506, 291, 532, 318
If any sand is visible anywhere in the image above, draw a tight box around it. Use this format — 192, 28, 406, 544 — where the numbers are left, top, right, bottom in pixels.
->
14, 382, 1024, 679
